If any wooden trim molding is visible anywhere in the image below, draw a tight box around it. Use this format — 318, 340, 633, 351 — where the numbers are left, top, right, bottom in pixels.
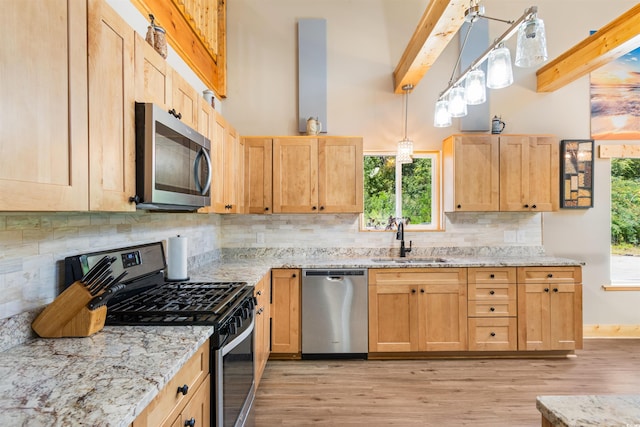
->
599, 144, 640, 159
536, 3, 640, 93
584, 324, 640, 338
131, 0, 226, 98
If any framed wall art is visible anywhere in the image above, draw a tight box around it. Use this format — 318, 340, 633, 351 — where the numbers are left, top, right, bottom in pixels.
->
560, 139, 594, 208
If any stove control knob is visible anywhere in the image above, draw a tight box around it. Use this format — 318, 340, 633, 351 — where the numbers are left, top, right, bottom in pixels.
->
227, 322, 237, 335
235, 315, 243, 328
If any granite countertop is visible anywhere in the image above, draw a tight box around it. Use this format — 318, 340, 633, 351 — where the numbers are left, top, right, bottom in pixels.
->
0, 325, 212, 427
0, 254, 583, 426
537, 395, 640, 426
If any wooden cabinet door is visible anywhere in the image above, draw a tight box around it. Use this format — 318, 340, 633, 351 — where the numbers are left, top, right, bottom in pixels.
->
443, 135, 499, 212
528, 136, 559, 212
368, 283, 419, 352
549, 283, 582, 350
499, 135, 530, 212
178, 375, 210, 427
224, 125, 243, 213
500, 135, 558, 212
254, 274, 271, 387
318, 137, 363, 213
419, 283, 468, 351
88, 0, 136, 211
244, 138, 273, 214
273, 138, 318, 213
517, 283, 552, 350
134, 34, 172, 108
517, 277, 582, 351
270, 269, 301, 354
0, 0, 88, 211
171, 70, 199, 130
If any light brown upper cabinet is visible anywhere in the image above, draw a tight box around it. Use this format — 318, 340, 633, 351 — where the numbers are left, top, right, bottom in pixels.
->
243, 138, 273, 214
88, 0, 136, 211
499, 135, 559, 212
443, 135, 500, 212
443, 134, 559, 212
272, 137, 363, 214
201, 111, 243, 214
134, 35, 199, 130
0, 0, 89, 211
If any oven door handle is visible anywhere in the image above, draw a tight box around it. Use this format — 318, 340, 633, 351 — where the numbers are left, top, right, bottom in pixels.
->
221, 316, 254, 357
194, 147, 212, 196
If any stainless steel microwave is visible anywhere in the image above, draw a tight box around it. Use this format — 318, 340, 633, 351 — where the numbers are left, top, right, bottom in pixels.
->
133, 103, 211, 211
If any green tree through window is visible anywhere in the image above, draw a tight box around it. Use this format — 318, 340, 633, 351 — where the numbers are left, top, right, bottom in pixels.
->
363, 154, 438, 230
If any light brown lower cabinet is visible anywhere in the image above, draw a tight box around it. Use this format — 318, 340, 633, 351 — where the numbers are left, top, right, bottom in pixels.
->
270, 269, 301, 355
467, 267, 518, 351
254, 274, 271, 387
517, 266, 583, 351
368, 268, 468, 353
131, 341, 209, 427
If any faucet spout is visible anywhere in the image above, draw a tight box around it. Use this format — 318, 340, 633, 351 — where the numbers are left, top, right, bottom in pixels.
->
396, 221, 412, 257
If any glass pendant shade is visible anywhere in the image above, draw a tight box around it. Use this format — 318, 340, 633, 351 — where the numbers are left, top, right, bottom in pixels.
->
447, 86, 467, 117
464, 68, 486, 105
397, 138, 413, 164
434, 99, 452, 127
515, 17, 548, 68
487, 45, 513, 89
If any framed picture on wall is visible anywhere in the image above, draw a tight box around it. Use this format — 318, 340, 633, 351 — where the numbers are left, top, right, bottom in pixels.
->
560, 139, 594, 208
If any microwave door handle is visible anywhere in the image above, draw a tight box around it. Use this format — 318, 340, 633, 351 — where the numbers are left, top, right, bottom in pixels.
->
194, 147, 212, 195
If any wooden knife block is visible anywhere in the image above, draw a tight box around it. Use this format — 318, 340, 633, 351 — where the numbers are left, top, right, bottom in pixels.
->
32, 281, 107, 338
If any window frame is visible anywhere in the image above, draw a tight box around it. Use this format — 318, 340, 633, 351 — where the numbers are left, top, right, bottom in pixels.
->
360, 150, 443, 232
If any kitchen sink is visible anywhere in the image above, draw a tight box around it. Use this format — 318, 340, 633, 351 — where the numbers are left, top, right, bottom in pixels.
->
370, 257, 448, 263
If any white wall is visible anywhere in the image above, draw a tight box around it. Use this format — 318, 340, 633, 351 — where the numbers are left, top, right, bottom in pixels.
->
223, 0, 640, 326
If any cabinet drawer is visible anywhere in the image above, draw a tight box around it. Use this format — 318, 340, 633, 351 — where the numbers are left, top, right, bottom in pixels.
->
517, 266, 581, 284
468, 282, 516, 300
132, 341, 209, 427
468, 300, 516, 317
468, 317, 517, 351
369, 268, 467, 286
467, 267, 516, 284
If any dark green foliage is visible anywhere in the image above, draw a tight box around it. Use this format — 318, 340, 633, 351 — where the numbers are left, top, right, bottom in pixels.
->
363, 155, 433, 229
611, 158, 640, 245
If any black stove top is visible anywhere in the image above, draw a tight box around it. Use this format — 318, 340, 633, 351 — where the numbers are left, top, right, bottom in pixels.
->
63, 242, 254, 328
105, 281, 250, 326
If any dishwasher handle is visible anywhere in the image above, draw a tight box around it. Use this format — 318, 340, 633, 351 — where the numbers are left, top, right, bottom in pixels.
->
303, 269, 366, 278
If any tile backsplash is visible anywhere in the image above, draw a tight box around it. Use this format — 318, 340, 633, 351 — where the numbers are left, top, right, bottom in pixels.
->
0, 212, 221, 321
0, 210, 542, 349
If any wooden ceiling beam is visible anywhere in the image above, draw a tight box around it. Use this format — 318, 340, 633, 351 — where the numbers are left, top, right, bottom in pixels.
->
537, 3, 640, 93
392, 0, 468, 94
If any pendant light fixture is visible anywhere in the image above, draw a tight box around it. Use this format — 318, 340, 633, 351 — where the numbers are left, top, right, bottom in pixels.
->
397, 84, 414, 164
432, 2, 547, 127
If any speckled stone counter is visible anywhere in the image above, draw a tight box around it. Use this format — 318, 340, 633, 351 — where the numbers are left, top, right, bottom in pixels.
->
537, 395, 640, 426
0, 253, 583, 426
0, 326, 212, 427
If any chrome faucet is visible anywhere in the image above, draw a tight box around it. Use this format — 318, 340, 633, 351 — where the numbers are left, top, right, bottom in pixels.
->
396, 221, 412, 257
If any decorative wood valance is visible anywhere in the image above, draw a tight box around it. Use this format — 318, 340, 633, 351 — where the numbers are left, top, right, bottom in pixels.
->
131, 0, 227, 98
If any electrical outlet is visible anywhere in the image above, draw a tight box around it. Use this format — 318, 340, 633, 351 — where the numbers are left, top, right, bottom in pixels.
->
256, 232, 265, 244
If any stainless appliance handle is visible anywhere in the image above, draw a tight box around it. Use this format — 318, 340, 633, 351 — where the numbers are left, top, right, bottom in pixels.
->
194, 147, 212, 195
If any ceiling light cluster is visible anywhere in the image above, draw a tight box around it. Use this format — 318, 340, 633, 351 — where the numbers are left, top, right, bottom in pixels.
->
434, 2, 548, 127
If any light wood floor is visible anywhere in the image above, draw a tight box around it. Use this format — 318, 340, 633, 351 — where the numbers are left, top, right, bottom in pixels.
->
253, 339, 640, 426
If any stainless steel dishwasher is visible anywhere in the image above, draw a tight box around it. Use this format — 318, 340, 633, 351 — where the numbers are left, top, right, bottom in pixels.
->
301, 269, 368, 358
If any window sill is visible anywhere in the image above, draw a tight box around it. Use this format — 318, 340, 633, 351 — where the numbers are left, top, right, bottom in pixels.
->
602, 284, 640, 291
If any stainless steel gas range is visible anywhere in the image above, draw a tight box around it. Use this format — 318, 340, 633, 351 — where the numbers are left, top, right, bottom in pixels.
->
64, 242, 255, 427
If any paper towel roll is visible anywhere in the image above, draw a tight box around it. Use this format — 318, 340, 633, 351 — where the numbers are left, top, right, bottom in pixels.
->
167, 235, 189, 281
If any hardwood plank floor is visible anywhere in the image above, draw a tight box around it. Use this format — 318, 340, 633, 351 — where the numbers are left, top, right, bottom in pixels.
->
252, 339, 640, 426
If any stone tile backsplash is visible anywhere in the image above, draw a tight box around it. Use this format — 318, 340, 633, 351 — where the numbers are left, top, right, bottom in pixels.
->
0, 210, 542, 349
0, 212, 221, 321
